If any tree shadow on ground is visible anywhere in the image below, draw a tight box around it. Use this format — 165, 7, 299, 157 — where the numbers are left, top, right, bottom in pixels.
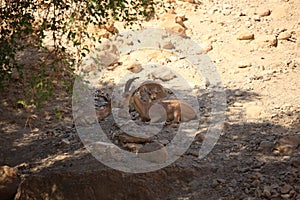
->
2, 78, 299, 199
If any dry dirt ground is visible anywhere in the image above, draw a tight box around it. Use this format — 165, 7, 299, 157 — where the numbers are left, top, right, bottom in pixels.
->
1, 0, 300, 199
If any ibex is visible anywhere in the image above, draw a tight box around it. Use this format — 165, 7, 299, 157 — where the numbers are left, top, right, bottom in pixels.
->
125, 78, 170, 112
125, 77, 197, 124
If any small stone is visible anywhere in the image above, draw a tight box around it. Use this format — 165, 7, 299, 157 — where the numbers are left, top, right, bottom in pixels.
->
179, 0, 195, 3
281, 184, 292, 194
169, 56, 177, 62
237, 61, 252, 68
234, 90, 243, 96
138, 142, 168, 163
228, 187, 234, 193
281, 194, 290, 199
189, 149, 200, 157
230, 179, 237, 187
236, 29, 254, 40
274, 105, 280, 109
294, 58, 300, 67
123, 143, 143, 152
159, 21, 186, 35
253, 15, 261, 21
126, 60, 142, 73
252, 179, 261, 187
217, 179, 226, 184
233, 102, 243, 107
60, 138, 70, 146
117, 133, 151, 143
150, 69, 177, 81
94, 43, 119, 67
195, 133, 205, 142
162, 41, 175, 50
212, 179, 219, 188
203, 42, 213, 52
262, 186, 271, 198
277, 31, 291, 40
256, 8, 271, 17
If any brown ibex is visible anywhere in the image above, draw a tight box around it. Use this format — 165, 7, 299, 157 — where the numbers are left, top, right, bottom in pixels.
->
125, 77, 197, 123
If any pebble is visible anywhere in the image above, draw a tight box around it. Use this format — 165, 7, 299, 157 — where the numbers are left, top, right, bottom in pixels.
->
262, 185, 271, 198
252, 15, 261, 21
117, 133, 151, 143
281, 194, 290, 199
194, 133, 205, 142
234, 90, 243, 96
179, 0, 195, 3
189, 149, 200, 157
217, 178, 226, 184
169, 56, 177, 62
280, 184, 293, 194
123, 143, 142, 152
162, 41, 175, 50
237, 61, 252, 68
203, 42, 213, 53
236, 29, 254, 40
138, 142, 168, 163
256, 8, 271, 17
233, 102, 243, 107
60, 138, 71, 146
252, 179, 260, 187
212, 179, 219, 188
277, 31, 291, 40
150, 69, 177, 81
159, 21, 186, 36
126, 60, 142, 73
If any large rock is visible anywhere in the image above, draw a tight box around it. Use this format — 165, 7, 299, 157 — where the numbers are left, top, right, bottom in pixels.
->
0, 165, 20, 200
158, 13, 187, 35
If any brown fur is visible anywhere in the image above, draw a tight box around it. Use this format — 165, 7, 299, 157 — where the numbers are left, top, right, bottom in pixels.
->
95, 102, 111, 121
128, 81, 169, 112
131, 95, 197, 124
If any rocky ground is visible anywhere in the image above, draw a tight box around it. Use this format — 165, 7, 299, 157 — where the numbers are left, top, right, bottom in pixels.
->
1, 0, 300, 199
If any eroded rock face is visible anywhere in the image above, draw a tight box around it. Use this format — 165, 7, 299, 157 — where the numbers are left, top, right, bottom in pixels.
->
0, 165, 20, 200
